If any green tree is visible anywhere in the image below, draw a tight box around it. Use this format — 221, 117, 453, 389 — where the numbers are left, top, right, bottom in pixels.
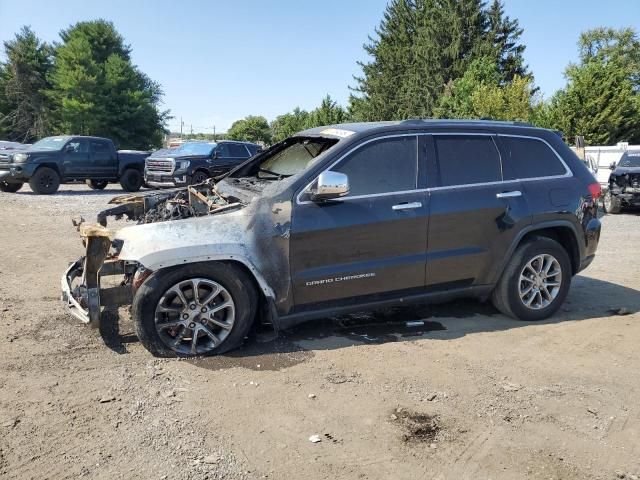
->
481, 0, 528, 83
227, 115, 271, 144
539, 27, 640, 145
270, 107, 309, 143
0, 27, 54, 142
50, 20, 167, 149
306, 95, 346, 128
435, 57, 535, 121
350, 0, 528, 120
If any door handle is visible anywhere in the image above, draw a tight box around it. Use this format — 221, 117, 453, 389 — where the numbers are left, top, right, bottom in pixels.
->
392, 201, 422, 211
496, 191, 522, 199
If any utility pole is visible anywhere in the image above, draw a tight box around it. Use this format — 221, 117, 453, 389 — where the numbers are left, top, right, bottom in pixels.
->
180, 117, 184, 139
190, 124, 193, 136
213, 125, 216, 141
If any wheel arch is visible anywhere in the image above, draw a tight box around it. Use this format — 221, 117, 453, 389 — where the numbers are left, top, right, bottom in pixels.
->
139, 254, 276, 301
494, 221, 582, 284
33, 162, 62, 176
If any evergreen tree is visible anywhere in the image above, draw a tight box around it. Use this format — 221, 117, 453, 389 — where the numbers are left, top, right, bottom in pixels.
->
350, 0, 529, 120
50, 20, 167, 149
306, 95, 346, 127
482, 0, 528, 83
539, 27, 640, 145
0, 27, 54, 142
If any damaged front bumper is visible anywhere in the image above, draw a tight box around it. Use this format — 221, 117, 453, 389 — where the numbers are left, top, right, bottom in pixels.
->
60, 224, 135, 327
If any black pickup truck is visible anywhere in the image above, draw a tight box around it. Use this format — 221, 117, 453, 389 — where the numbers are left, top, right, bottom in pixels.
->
0, 135, 150, 194
144, 140, 261, 187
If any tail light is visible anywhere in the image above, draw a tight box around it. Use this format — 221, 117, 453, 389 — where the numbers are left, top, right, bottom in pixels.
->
588, 182, 602, 199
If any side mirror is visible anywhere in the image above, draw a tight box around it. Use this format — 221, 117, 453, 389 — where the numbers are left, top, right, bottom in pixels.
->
212, 150, 219, 159
609, 162, 617, 170
308, 171, 349, 202
65, 144, 75, 152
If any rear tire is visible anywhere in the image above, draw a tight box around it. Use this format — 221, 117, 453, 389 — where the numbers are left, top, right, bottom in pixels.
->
0, 181, 23, 193
603, 191, 622, 214
132, 262, 258, 357
87, 179, 108, 190
29, 167, 60, 194
119, 169, 143, 192
491, 237, 571, 321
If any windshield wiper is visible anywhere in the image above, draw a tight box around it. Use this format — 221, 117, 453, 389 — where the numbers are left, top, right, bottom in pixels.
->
259, 168, 291, 179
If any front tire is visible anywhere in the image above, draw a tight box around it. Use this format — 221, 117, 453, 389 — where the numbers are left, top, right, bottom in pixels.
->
0, 181, 23, 193
87, 179, 108, 190
29, 167, 60, 194
603, 191, 622, 214
190, 171, 209, 185
119, 169, 143, 192
491, 237, 571, 321
132, 262, 257, 357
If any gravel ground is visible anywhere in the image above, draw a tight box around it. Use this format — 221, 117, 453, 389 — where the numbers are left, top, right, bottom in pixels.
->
1, 183, 639, 480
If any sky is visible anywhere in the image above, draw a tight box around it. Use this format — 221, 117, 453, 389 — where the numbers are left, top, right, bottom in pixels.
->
1, 0, 638, 133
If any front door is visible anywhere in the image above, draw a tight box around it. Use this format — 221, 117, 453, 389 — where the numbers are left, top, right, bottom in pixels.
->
290, 135, 429, 308
425, 134, 531, 288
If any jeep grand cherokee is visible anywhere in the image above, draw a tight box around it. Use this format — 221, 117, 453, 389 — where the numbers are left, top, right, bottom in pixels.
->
62, 120, 602, 357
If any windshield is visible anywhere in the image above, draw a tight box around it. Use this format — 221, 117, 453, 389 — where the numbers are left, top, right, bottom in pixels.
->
174, 142, 216, 156
619, 152, 640, 168
258, 138, 336, 179
30, 136, 70, 151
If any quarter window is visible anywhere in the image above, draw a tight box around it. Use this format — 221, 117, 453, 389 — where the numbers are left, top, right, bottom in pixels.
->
500, 136, 567, 179
332, 136, 418, 196
434, 135, 502, 186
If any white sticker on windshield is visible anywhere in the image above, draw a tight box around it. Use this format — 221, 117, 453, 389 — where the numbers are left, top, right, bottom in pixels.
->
320, 128, 355, 138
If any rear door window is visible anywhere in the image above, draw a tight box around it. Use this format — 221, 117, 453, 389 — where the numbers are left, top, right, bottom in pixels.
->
332, 136, 418, 196
90, 141, 110, 159
434, 135, 502, 186
228, 144, 250, 158
500, 136, 567, 179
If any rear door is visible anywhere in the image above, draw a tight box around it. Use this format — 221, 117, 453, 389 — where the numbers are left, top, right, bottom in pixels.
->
425, 133, 530, 288
290, 134, 429, 308
227, 143, 252, 165
89, 139, 117, 178
62, 138, 91, 177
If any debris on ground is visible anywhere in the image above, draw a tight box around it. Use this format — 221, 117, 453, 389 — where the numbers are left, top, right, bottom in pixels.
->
308, 434, 322, 443
393, 409, 441, 443
502, 382, 522, 392
608, 307, 632, 316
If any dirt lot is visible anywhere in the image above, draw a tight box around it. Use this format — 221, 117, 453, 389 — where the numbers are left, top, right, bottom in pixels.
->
1, 183, 639, 480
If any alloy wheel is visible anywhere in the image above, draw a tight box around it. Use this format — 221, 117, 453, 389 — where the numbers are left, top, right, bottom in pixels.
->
154, 278, 235, 355
518, 254, 562, 310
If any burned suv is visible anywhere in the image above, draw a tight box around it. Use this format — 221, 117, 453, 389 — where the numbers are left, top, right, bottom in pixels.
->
62, 120, 602, 357
603, 150, 640, 214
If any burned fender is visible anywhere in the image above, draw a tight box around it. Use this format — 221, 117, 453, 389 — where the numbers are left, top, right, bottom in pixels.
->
114, 209, 276, 299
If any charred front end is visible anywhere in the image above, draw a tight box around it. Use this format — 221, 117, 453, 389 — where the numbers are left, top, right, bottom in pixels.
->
61, 182, 246, 327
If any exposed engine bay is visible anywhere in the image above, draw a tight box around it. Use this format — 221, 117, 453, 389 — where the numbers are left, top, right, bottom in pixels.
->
91, 177, 272, 227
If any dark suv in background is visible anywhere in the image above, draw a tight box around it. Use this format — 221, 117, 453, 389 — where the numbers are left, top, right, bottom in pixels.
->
63, 120, 602, 357
144, 140, 261, 187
